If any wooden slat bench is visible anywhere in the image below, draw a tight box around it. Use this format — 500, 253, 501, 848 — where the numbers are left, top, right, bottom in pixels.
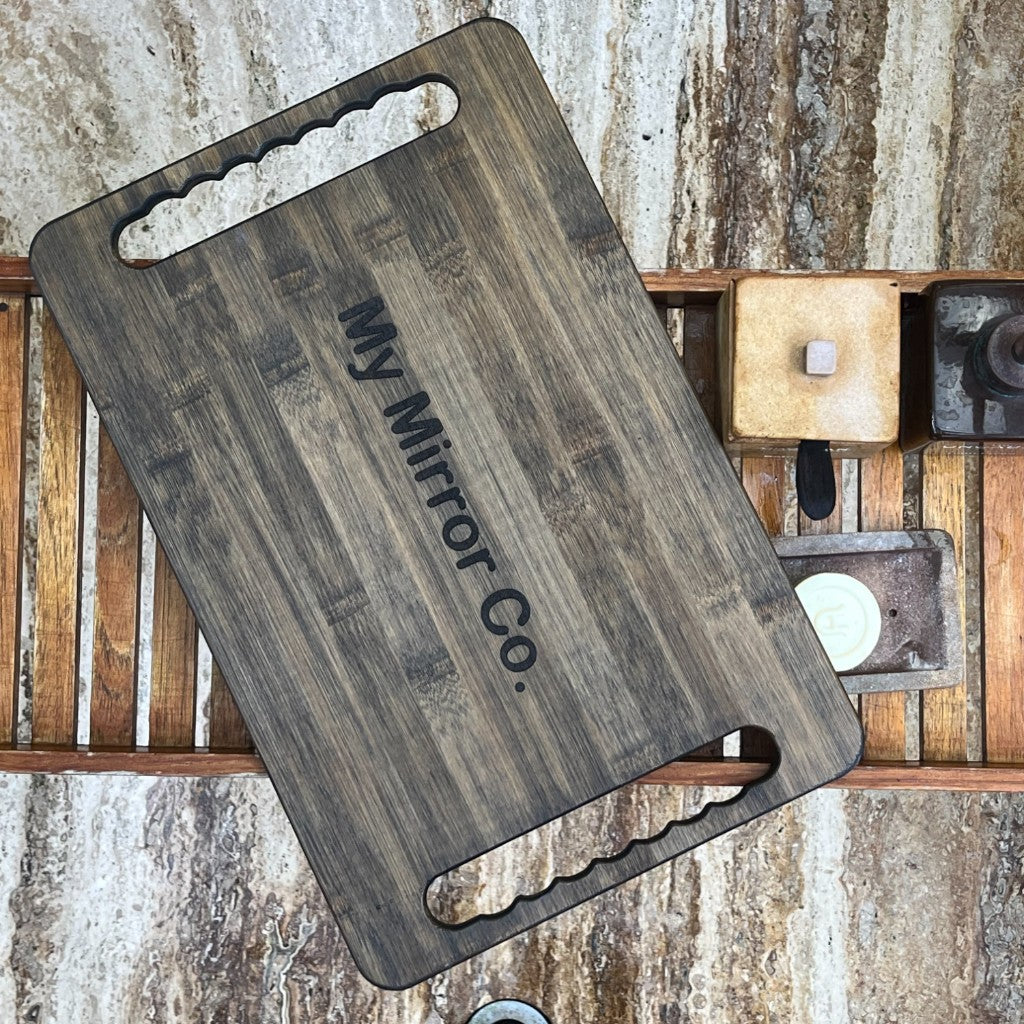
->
1, 257, 1022, 791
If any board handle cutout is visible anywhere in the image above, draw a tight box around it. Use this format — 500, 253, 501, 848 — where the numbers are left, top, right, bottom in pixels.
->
425, 727, 778, 929
113, 76, 458, 263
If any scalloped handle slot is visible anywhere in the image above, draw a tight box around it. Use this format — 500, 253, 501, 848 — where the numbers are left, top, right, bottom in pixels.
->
115, 78, 458, 263
425, 727, 778, 928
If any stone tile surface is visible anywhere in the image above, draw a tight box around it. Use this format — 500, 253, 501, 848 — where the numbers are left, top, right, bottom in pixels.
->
2, 1, 1024, 1022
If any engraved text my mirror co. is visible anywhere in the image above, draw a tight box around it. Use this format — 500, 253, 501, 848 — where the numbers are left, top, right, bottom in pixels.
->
342, 296, 537, 684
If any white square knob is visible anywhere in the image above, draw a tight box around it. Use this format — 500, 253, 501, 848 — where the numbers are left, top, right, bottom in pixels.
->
805, 339, 837, 376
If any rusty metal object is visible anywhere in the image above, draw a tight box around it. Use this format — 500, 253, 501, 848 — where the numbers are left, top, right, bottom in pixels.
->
773, 530, 963, 694
904, 281, 1024, 447
975, 314, 1024, 396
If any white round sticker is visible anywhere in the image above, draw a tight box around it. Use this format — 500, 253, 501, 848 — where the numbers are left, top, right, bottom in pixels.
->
795, 572, 882, 673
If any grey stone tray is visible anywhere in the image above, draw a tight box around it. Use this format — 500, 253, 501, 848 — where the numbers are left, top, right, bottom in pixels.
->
774, 530, 964, 695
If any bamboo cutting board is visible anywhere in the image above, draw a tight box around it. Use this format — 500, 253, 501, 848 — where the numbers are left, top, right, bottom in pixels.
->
30, 19, 862, 988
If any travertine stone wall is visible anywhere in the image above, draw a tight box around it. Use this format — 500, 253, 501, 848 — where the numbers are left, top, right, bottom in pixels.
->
1, 2, 1022, 1022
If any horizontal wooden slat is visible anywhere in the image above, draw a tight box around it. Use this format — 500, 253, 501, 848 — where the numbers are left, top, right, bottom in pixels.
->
0, 748, 1021, 791
641, 268, 1024, 305
0, 257, 40, 294
642, 759, 1024, 792
5, 256, 1024, 300
0, 747, 263, 775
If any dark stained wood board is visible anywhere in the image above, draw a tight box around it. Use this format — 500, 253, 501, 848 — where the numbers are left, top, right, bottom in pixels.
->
29, 20, 862, 988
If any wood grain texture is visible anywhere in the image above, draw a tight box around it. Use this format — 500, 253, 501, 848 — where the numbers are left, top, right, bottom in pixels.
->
858, 445, 906, 760
149, 541, 197, 749
0, 280, 1010, 783
28, 20, 861, 987
921, 445, 969, 761
675, 303, 721, 760
208, 661, 252, 752
90, 423, 141, 748
742, 457, 789, 538
2, 278, 1020, 783
31, 307, 83, 747
982, 451, 1024, 763
0, 296, 26, 745
644, 759, 1024, 793
1, 746, 1023, 793
646, 270, 1024, 305
7, 258, 1024, 300
680, 304, 718, 425
740, 455, 792, 761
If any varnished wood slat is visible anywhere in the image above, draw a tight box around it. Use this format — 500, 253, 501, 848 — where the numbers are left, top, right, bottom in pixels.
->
32, 309, 83, 747
149, 542, 197, 749
0, 746, 1021, 792
0, 296, 26, 745
641, 758, 1024, 793
7, 257, 1024, 300
640, 268, 1024, 306
208, 661, 252, 752
740, 455, 791, 759
742, 457, 788, 537
28, 21, 863, 987
858, 445, 906, 760
982, 451, 1024, 762
678, 304, 721, 760
680, 304, 718, 426
921, 446, 969, 760
90, 424, 141, 748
